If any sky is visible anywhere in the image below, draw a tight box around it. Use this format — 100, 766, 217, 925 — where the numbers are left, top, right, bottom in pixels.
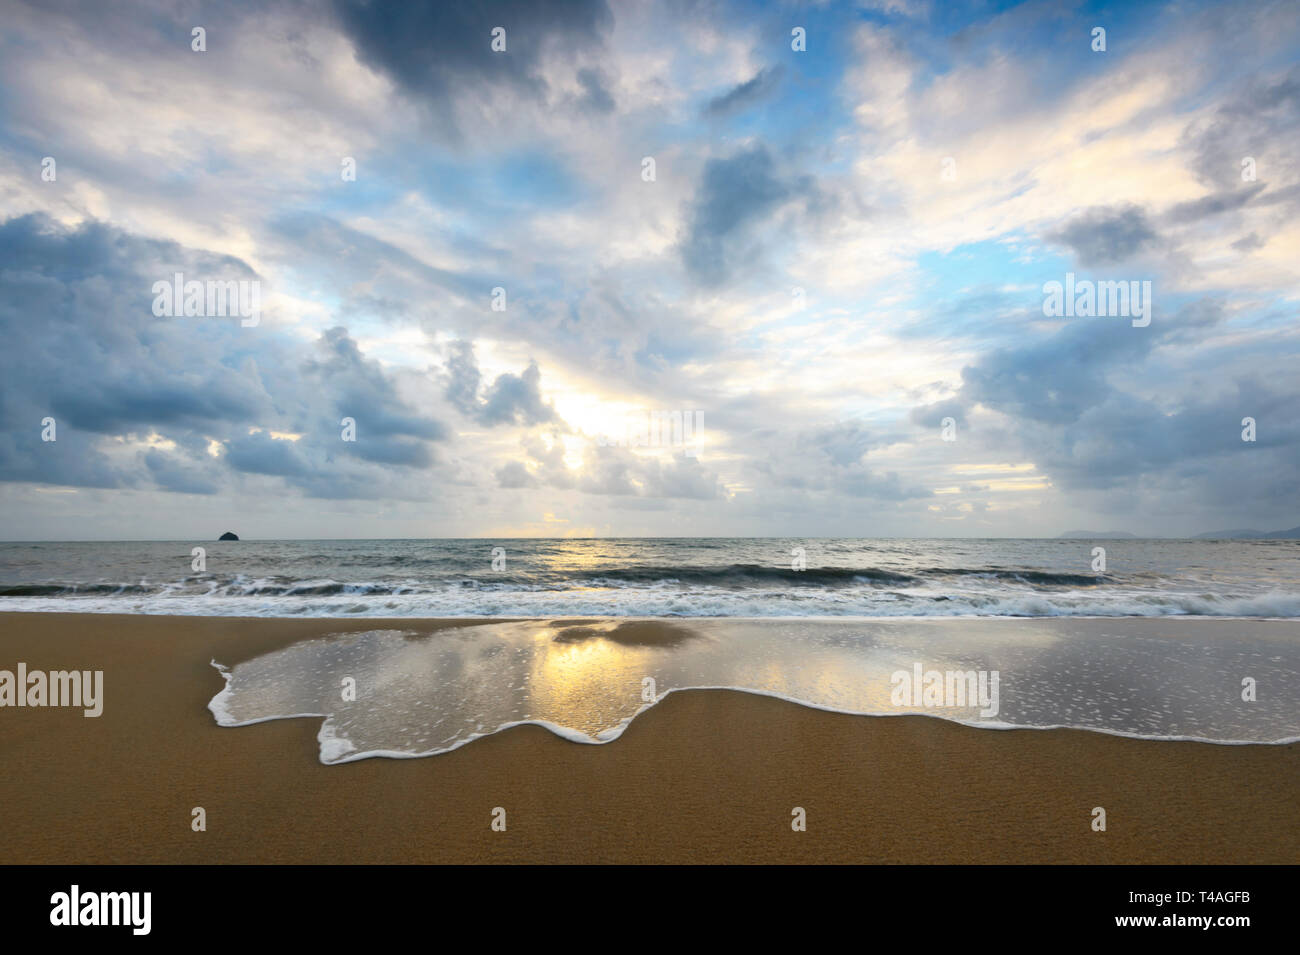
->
0, 0, 1297, 540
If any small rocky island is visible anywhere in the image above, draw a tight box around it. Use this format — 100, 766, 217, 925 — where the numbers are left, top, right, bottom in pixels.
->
218, 531, 239, 541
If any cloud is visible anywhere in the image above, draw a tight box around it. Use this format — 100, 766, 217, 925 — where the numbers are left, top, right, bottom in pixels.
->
271, 213, 486, 308
910, 399, 966, 429
480, 362, 558, 426
1162, 183, 1267, 225
2, 1, 1298, 536
679, 145, 802, 285
442, 340, 558, 427
0, 214, 268, 488
941, 298, 1300, 514
142, 448, 220, 495
747, 422, 930, 503
1183, 65, 1300, 190
304, 327, 448, 467
704, 66, 782, 118
331, 0, 612, 128
1047, 205, 1161, 267
0, 213, 450, 500
443, 340, 484, 417
574, 445, 720, 500
225, 431, 312, 479
575, 67, 616, 114
640, 452, 719, 500
495, 459, 537, 488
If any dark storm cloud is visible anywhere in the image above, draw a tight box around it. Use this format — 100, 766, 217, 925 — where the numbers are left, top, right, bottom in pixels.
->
1014, 376, 1300, 526
0, 214, 449, 497
957, 299, 1226, 428
679, 145, 801, 286
1047, 204, 1160, 266
1038, 378, 1299, 490
331, 0, 612, 105
0, 427, 123, 491
51, 382, 261, 437
225, 431, 312, 478
940, 298, 1300, 509
959, 321, 1148, 426
703, 66, 783, 118
0, 213, 268, 489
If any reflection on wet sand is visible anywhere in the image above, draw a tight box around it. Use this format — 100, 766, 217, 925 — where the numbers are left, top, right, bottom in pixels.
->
209, 617, 1300, 763
551, 620, 698, 646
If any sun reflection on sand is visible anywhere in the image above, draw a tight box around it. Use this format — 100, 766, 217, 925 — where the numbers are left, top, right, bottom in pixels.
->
527, 626, 650, 739
209, 617, 1300, 763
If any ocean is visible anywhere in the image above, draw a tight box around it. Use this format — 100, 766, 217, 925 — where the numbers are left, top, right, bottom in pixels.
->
3, 538, 1297, 754
0, 537, 1297, 618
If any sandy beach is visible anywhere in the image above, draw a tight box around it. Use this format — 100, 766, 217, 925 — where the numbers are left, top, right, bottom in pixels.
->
0, 611, 1296, 864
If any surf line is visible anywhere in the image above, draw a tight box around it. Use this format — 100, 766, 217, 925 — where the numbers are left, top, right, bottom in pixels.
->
0, 663, 103, 717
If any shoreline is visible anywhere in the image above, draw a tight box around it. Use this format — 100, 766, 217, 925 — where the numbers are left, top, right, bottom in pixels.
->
5, 609, 1300, 622
1, 612, 1297, 863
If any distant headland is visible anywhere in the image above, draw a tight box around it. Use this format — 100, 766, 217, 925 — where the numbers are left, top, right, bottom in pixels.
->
1059, 527, 1300, 540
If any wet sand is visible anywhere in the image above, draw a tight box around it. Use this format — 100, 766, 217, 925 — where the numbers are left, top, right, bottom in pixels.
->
0, 612, 1296, 864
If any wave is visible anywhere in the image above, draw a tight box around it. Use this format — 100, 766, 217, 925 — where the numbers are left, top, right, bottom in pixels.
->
4, 587, 1300, 618
921, 567, 1114, 586
0, 563, 1119, 598
577, 563, 920, 586
554, 563, 1114, 587
0, 583, 155, 597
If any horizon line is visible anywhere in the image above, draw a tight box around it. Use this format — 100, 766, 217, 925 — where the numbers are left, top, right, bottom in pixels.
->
1, 534, 1294, 544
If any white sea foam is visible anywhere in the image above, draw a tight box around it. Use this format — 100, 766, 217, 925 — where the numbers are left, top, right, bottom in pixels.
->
6, 539, 1299, 618
206, 660, 235, 725
207, 618, 1300, 763
9, 586, 1300, 618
